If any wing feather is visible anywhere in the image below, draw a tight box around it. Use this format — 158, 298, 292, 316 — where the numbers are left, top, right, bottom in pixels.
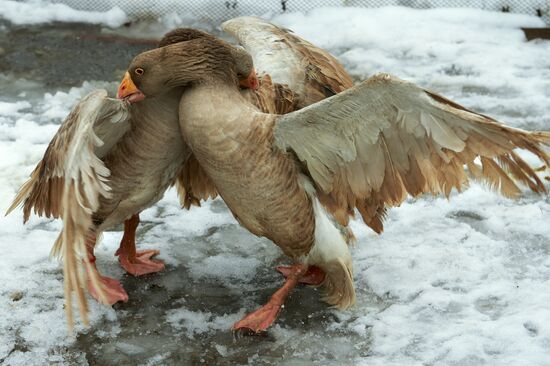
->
6, 90, 130, 328
222, 16, 354, 107
274, 73, 550, 231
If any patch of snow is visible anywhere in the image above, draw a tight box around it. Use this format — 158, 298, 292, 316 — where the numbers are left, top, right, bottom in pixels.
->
166, 308, 244, 337
273, 7, 549, 129
0, 0, 128, 27
188, 253, 263, 281
0, 101, 31, 116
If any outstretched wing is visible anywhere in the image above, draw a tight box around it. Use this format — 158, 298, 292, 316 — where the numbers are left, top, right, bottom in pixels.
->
222, 16, 354, 106
274, 73, 550, 232
7, 90, 130, 327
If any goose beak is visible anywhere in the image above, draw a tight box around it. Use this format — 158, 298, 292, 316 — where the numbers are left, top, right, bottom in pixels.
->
117, 72, 145, 103
239, 69, 259, 90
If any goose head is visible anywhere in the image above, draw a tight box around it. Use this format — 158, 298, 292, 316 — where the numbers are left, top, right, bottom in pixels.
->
117, 35, 258, 103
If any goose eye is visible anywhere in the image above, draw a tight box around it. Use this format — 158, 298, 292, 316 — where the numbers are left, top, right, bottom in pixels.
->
135, 68, 144, 76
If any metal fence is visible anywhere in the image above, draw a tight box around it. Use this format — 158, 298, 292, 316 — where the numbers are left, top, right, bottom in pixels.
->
50, 0, 550, 25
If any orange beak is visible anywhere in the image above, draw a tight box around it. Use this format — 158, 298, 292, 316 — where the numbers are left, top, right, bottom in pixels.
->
239, 69, 259, 90
117, 72, 145, 103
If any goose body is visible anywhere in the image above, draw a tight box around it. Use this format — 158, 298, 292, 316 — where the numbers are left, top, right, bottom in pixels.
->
7, 89, 187, 325
180, 85, 316, 256
94, 91, 187, 230
179, 83, 355, 311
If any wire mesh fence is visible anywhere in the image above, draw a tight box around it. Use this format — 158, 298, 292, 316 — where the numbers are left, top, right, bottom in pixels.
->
49, 0, 550, 25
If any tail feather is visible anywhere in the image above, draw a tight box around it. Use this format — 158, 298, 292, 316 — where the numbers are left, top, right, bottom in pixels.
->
320, 257, 356, 309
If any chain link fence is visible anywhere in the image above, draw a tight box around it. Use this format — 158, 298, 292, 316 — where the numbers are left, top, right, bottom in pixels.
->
49, 0, 550, 25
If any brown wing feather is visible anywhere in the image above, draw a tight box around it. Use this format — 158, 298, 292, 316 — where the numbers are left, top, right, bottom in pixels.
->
275, 73, 550, 233
174, 154, 218, 209
7, 94, 128, 222
6, 106, 74, 222
242, 74, 300, 115
274, 28, 354, 104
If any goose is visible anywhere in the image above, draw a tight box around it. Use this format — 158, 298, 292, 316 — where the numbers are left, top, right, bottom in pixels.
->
118, 33, 550, 334
6, 31, 259, 329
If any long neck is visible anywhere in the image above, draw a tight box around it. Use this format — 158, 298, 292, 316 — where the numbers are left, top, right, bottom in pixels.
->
179, 82, 261, 138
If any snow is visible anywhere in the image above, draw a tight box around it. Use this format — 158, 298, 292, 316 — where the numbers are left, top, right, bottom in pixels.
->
1, 0, 548, 26
272, 7, 549, 129
166, 306, 245, 338
0, 0, 128, 27
1, 5, 550, 366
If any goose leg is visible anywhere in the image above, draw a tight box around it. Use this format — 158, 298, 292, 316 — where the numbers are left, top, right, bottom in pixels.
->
115, 214, 165, 276
85, 233, 129, 305
233, 263, 309, 334
276, 265, 325, 285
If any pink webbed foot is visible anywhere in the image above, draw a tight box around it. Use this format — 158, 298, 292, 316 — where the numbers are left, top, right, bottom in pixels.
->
276, 265, 326, 285
234, 264, 311, 334
232, 302, 282, 334
88, 274, 129, 305
116, 214, 165, 276
116, 248, 165, 277
85, 233, 128, 305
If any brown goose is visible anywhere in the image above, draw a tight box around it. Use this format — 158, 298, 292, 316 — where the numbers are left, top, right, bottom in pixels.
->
175, 17, 355, 209
5, 88, 186, 328
6, 33, 259, 328
119, 35, 550, 333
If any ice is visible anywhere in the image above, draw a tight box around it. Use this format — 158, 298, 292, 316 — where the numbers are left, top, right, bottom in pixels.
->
165, 307, 244, 337
1, 5, 550, 366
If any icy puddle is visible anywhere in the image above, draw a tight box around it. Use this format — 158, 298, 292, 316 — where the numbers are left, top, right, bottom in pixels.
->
2, 6, 550, 366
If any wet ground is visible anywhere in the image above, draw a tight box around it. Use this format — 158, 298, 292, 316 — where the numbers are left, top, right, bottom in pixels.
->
62, 209, 379, 366
73, 218, 376, 365
0, 21, 152, 88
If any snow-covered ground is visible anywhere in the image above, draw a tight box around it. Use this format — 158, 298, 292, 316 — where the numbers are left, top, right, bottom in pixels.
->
1, 5, 550, 366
